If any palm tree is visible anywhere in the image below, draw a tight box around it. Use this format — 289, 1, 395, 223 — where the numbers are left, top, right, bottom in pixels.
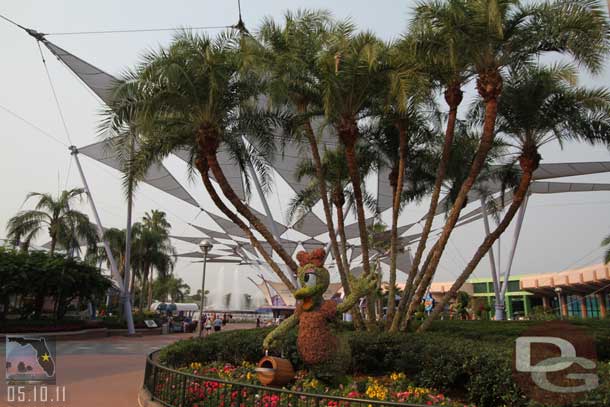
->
402, 126, 509, 322
318, 29, 387, 322
103, 31, 297, 292
289, 145, 377, 285
391, 0, 474, 332
153, 275, 190, 302
6, 188, 98, 255
371, 42, 434, 324
407, 0, 610, 325
142, 210, 171, 237
98, 227, 128, 277
132, 212, 176, 309
419, 63, 610, 331
96, 224, 140, 311
254, 10, 355, 298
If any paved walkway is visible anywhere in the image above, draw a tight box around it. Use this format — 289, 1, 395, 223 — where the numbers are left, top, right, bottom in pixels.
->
0, 323, 255, 407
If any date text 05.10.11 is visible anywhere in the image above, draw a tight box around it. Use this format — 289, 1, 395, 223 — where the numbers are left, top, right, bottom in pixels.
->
6, 386, 67, 403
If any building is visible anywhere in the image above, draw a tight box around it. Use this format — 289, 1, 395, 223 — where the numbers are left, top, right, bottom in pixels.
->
430, 263, 610, 320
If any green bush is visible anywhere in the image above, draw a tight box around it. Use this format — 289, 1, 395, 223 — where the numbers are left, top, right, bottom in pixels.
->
158, 321, 610, 407
0, 319, 100, 333
160, 327, 274, 367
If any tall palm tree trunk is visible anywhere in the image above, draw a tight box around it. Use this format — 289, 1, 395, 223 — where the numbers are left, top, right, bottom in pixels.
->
196, 158, 297, 292
335, 194, 365, 329
303, 118, 351, 296
386, 123, 408, 326
49, 237, 57, 255
338, 118, 375, 324
206, 152, 300, 274
418, 154, 535, 332
405, 73, 501, 324
140, 266, 148, 310
390, 84, 462, 332
130, 270, 136, 301
334, 197, 351, 275
147, 266, 153, 308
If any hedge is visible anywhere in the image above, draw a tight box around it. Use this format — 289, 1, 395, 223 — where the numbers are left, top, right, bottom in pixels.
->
158, 321, 610, 407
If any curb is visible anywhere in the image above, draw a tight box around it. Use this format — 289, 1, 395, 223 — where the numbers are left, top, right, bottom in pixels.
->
138, 387, 164, 407
0, 327, 163, 340
0, 328, 108, 341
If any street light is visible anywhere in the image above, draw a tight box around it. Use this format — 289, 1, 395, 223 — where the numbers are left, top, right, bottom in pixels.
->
555, 287, 563, 320
196, 239, 213, 337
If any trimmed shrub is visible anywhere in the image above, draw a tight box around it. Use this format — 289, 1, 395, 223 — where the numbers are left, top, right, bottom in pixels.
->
158, 321, 610, 407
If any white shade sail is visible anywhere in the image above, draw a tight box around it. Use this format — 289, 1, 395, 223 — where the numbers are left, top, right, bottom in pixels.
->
529, 181, 610, 194
42, 39, 116, 105
533, 161, 610, 180
176, 251, 234, 259
291, 211, 328, 237
381, 248, 413, 274
78, 139, 199, 207
377, 166, 394, 212
42, 39, 200, 208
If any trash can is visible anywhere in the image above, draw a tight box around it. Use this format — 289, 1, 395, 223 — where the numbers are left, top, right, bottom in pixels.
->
161, 323, 169, 334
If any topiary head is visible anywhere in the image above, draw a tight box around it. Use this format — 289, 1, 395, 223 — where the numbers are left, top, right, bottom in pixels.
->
294, 249, 330, 311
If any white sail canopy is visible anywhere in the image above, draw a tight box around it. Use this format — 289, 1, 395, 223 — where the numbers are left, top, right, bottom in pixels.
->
42, 39, 117, 105
78, 139, 199, 207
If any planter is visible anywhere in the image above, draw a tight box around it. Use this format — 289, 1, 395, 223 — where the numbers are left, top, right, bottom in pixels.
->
256, 356, 295, 386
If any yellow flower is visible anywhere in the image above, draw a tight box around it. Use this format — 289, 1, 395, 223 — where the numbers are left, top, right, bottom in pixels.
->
365, 380, 388, 400
390, 372, 406, 381
190, 362, 202, 370
246, 372, 253, 381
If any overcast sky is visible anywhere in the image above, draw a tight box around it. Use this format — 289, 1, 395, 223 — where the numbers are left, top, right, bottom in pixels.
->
2, 0, 610, 304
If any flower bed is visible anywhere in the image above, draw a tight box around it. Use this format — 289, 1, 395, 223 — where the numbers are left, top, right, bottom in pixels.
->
170, 361, 474, 407
157, 322, 610, 407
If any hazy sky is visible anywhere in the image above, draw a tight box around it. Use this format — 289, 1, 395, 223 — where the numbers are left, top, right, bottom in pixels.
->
2, 1, 610, 302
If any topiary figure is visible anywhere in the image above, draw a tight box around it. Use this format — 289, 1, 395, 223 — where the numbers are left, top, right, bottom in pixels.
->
263, 248, 376, 381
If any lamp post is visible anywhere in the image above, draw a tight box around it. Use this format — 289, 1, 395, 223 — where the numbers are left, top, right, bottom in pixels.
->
555, 287, 563, 320
196, 239, 213, 337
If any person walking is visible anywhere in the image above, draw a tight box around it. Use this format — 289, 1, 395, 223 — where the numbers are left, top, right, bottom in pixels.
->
213, 315, 223, 332
198, 313, 207, 337
256, 316, 261, 328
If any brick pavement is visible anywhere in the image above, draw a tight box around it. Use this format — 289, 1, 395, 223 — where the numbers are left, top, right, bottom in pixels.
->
0, 323, 255, 407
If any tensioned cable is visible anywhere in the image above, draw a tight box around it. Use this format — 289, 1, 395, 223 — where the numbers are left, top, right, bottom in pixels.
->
46, 25, 232, 36
564, 245, 605, 270
64, 155, 73, 190
0, 101, 197, 234
0, 13, 26, 30
0, 103, 67, 147
36, 42, 74, 145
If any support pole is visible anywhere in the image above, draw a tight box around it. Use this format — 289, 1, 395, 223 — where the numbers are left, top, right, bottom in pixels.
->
481, 197, 503, 320
123, 136, 134, 310
499, 194, 530, 304
69, 146, 136, 335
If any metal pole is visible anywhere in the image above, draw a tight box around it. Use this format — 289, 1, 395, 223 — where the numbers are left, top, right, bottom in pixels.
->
480, 198, 503, 320
197, 248, 208, 338
555, 288, 564, 320
69, 146, 136, 335
499, 194, 530, 301
122, 137, 135, 333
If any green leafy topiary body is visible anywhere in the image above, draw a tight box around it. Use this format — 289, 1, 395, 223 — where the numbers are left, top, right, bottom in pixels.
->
263, 249, 375, 380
